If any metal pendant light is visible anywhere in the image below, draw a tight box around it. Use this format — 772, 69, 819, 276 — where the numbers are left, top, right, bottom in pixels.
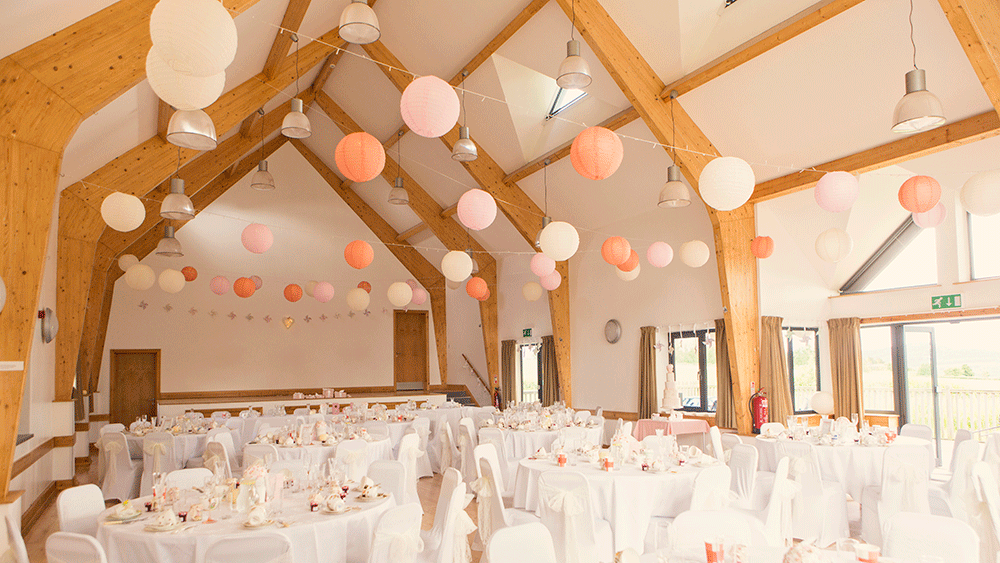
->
388, 131, 409, 204
250, 109, 276, 190
891, 0, 944, 134
452, 72, 478, 161
535, 160, 552, 248
658, 92, 691, 208
160, 148, 196, 220
166, 109, 217, 150
556, 0, 592, 89
339, 0, 380, 45
155, 225, 184, 257
282, 35, 311, 139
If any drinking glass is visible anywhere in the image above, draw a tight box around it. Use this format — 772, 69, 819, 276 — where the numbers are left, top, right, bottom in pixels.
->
705, 537, 725, 563
851, 413, 860, 426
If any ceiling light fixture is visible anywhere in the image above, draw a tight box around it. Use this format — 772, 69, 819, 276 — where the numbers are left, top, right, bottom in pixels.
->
891, 0, 944, 134
339, 0, 380, 45
659, 91, 691, 208
388, 131, 409, 205
166, 109, 217, 151
282, 34, 311, 139
556, 0, 592, 89
160, 148, 196, 220
535, 160, 553, 248
155, 225, 184, 257
250, 109, 275, 190
452, 71, 478, 162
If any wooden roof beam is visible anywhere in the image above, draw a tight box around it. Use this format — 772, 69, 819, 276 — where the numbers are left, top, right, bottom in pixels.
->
262, 0, 313, 80
937, 0, 1000, 114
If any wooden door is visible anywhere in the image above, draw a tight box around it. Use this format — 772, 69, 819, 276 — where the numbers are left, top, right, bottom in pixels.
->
394, 311, 428, 391
110, 349, 159, 424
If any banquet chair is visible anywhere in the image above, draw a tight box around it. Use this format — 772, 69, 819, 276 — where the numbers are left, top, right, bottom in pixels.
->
397, 433, 423, 504
472, 411, 496, 430
487, 523, 557, 563
140, 432, 178, 496
5, 515, 29, 563
708, 426, 725, 461
985, 434, 1000, 485
96, 423, 126, 483
363, 420, 390, 439
99, 432, 141, 501
859, 444, 931, 546
46, 532, 108, 563
473, 444, 513, 506
226, 418, 252, 447
337, 438, 370, 482
410, 418, 434, 477
734, 456, 794, 547
900, 423, 934, 441
620, 421, 633, 438
774, 440, 848, 547
368, 460, 408, 506
418, 468, 476, 563
243, 444, 279, 467
56, 484, 105, 537
883, 512, 979, 563
421, 468, 466, 551
930, 438, 980, 520
537, 471, 613, 563
203, 441, 232, 479
643, 464, 733, 551
477, 428, 515, 491
573, 410, 591, 424
205, 532, 293, 563
729, 444, 768, 510
369, 504, 424, 563
186, 428, 231, 469
437, 420, 458, 473
759, 422, 784, 436
559, 427, 588, 451
210, 430, 240, 472
720, 433, 742, 457
292, 407, 310, 416
459, 417, 478, 448
474, 456, 538, 547
972, 461, 1000, 563
946, 429, 975, 474
665, 510, 763, 558
165, 468, 212, 490
456, 421, 477, 484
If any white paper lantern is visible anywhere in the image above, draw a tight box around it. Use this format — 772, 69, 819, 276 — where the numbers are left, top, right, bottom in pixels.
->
150, 0, 238, 78
118, 254, 139, 271
815, 228, 853, 263
388, 282, 413, 307
146, 46, 225, 110
347, 287, 370, 311
101, 192, 146, 232
960, 170, 1000, 216
125, 264, 156, 290
522, 281, 543, 302
698, 156, 755, 211
399, 76, 460, 138
0, 276, 6, 314
441, 250, 473, 283
679, 240, 710, 268
810, 391, 835, 416
539, 221, 580, 262
616, 263, 640, 281
446, 279, 462, 290
158, 269, 186, 293
305, 280, 318, 298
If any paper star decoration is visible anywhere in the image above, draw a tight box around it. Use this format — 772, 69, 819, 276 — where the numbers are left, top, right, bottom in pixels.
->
188, 307, 197, 316
138, 301, 148, 310
227, 312, 236, 320
382, 308, 387, 314
348, 311, 355, 318
304, 315, 312, 323
264, 315, 272, 324
209, 310, 217, 318
246, 313, 254, 321
653, 342, 664, 351
163, 304, 173, 312
319, 314, 328, 321
333, 313, 341, 319
363, 309, 370, 317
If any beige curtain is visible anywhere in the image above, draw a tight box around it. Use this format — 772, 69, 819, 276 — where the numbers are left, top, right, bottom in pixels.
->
638, 326, 657, 419
828, 318, 864, 419
715, 319, 737, 429
760, 316, 794, 423
540, 335, 559, 406
500, 340, 517, 406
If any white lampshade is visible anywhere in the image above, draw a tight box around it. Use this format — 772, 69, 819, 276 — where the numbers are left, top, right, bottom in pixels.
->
0, 276, 6, 314
160, 178, 195, 220
305, 280, 318, 297
679, 240, 710, 268
892, 69, 945, 134
158, 269, 186, 293
282, 98, 311, 139
810, 391, 835, 416
522, 281, 543, 302
616, 263, 640, 281
146, 46, 225, 110
446, 279, 462, 290
149, 0, 238, 78
815, 228, 853, 263
118, 254, 139, 271
557, 40, 592, 89
167, 109, 217, 150
452, 126, 478, 162
250, 161, 275, 191
101, 192, 145, 232
125, 264, 156, 290
698, 156, 755, 211
441, 250, 473, 283
539, 221, 580, 262
388, 177, 409, 205
658, 165, 691, 208
960, 170, 1000, 216
155, 225, 184, 257
347, 287, 370, 311
339, 0, 380, 45
387, 282, 413, 307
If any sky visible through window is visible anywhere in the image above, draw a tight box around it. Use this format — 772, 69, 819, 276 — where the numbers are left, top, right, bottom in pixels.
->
863, 226, 937, 292
970, 213, 1000, 279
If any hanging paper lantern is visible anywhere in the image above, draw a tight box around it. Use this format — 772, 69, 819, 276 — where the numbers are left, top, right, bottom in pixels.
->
210, 275, 229, 295
913, 202, 947, 228
406, 279, 419, 289
441, 250, 473, 283
898, 176, 941, 213
388, 282, 413, 307
241, 223, 273, 254
616, 263, 640, 281
345, 240, 374, 269
522, 282, 543, 301
347, 287, 370, 311
125, 264, 156, 290
539, 221, 580, 262
960, 170, 1000, 216
446, 279, 462, 290
358, 281, 372, 293
284, 284, 303, 302
119, 254, 139, 271
411, 287, 427, 305
181, 266, 198, 281
540, 270, 562, 291
810, 391, 835, 416
101, 192, 145, 232
233, 277, 255, 298
158, 269, 186, 293
457, 189, 498, 231
750, 236, 774, 259
679, 240, 710, 268
335, 132, 386, 182
570, 126, 624, 181
305, 281, 318, 298
619, 249, 640, 272
400, 76, 460, 138
313, 282, 335, 303
149, 0, 238, 78
698, 156, 755, 211
466, 277, 488, 300
530, 253, 556, 277
815, 228, 853, 263
601, 236, 631, 266
479, 288, 491, 302
814, 171, 859, 213
646, 242, 673, 268
249, 275, 263, 290
145, 46, 225, 110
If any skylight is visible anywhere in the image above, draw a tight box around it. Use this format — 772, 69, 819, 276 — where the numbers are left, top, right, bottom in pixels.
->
545, 88, 587, 121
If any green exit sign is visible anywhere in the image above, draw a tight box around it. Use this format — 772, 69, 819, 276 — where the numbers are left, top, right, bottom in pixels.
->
523, 328, 532, 338
931, 294, 963, 310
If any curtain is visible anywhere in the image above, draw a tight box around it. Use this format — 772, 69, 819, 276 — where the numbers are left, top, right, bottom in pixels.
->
500, 340, 517, 406
828, 317, 864, 419
638, 326, 657, 419
715, 319, 737, 429
760, 316, 794, 423
540, 335, 560, 406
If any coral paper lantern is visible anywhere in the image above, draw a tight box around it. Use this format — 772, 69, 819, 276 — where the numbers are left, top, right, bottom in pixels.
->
960, 170, 1000, 216
815, 228, 853, 263
540, 270, 562, 291
479, 288, 491, 302
898, 176, 941, 213
387, 282, 413, 307
522, 282, 543, 301
814, 171, 859, 213
335, 132, 385, 182
441, 250, 473, 283
125, 265, 156, 290
233, 277, 256, 298
750, 236, 774, 259
570, 126, 624, 180
149, 0, 238, 78
284, 284, 303, 302
146, 46, 225, 110
411, 287, 427, 305
616, 263, 640, 281
679, 240, 710, 268
539, 221, 580, 262
345, 240, 374, 269
619, 249, 640, 272
698, 156, 755, 211
601, 236, 631, 266
457, 189, 497, 231
399, 75, 460, 138
347, 287, 370, 311
101, 192, 146, 232
305, 281, 318, 297
358, 281, 372, 293
466, 277, 488, 300
647, 242, 673, 268
530, 253, 556, 277
913, 201, 947, 228
210, 275, 229, 295
158, 269, 186, 293
313, 281, 335, 303
181, 266, 198, 281
241, 223, 273, 254
119, 254, 140, 271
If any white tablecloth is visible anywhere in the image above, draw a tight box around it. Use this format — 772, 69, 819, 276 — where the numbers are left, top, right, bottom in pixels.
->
97, 491, 393, 563
488, 427, 603, 460
270, 437, 392, 470
126, 434, 209, 469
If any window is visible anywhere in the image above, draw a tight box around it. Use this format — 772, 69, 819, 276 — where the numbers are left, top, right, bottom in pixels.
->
841, 218, 937, 294
667, 329, 717, 411
518, 343, 541, 403
545, 88, 587, 121
861, 325, 896, 412
784, 327, 820, 413
969, 212, 1000, 279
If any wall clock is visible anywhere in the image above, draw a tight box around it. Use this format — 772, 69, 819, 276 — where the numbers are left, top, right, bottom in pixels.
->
604, 319, 621, 344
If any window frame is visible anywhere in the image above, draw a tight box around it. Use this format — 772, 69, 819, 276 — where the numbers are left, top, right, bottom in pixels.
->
784, 326, 821, 414
667, 328, 716, 413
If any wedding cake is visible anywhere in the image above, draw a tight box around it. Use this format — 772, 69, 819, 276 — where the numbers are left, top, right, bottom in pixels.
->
660, 366, 682, 413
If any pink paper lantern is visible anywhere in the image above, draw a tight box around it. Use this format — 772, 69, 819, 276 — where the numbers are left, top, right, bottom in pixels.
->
570, 126, 624, 181
313, 281, 335, 303
540, 270, 561, 291
899, 176, 941, 213
399, 75, 460, 138
601, 236, 631, 266
814, 171, 859, 213
530, 253, 556, 277
457, 189, 497, 231
250, 275, 263, 290
406, 279, 419, 289
241, 223, 273, 254
335, 132, 385, 183
411, 287, 427, 305
913, 201, 947, 228
345, 240, 374, 269
647, 242, 673, 268
210, 275, 229, 295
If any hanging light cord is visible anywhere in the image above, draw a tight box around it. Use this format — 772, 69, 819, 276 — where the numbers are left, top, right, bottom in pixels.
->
461, 76, 468, 127
670, 96, 676, 162
293, 33, 301, 94
259, 108, 265, 161
543, 161, 548, 215
175, 147, 181, 178
570, 0, 576, 40
908, 0, 917, 70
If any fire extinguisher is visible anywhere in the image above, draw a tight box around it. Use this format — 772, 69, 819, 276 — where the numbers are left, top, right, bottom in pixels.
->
749, 388, 768, 434
493, 387, 502, 410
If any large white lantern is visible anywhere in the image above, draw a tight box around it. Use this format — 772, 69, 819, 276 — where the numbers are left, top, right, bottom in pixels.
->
960, 170, 1000, 216
399, 76, 460, 138
815, 228, 853, 263
616, 263, 640, 281
698, 156, 755, 211
446, 279, 462, 290
441, 250, 473, 283
149, 0, 238, 78
101, 192, 145, 232
539, 221, 580, 262
125, 264, 156, 290
146, 46, 225, 110
118, 254, 139, 271
346, 287, 370, 311
522, 281, 543, 302
679, 240, 710, 268
158, 269, 186, 293
810, 391, 835, 416
387, 282, 413, 307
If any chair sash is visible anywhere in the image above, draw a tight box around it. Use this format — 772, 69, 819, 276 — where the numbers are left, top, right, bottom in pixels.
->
144, 442, 169, 474
470, 476, 495, 543
104, 440, 124, 492
452, 510, 477, 563
373, 527, 424, 562
439, 430, 453, 470
457, 433, 473, 477
539, 481, 588, 563
886, 462, 926, 512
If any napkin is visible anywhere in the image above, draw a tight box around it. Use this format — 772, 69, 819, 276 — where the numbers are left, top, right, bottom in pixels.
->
533, 447, 547, 459
310, 492, 326, 506
687, 446, 702, 458
246, 504, 267, 526
282, 436, 295, 447
153, 511, 179, 528
326, 495, 346, 511
115, 501, 140, 519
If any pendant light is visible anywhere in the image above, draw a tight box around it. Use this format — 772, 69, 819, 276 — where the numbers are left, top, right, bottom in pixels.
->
250, 109, 276, 190
556, 0, 592, 89
891, 0, 944, 134
155, 225, 184, 257
452, 71, 478, 161
282, 35, 311, 139
160, 148, 196, 220
658, 91, 691, 208
339, 0, 380, 45
388, 131, 409, 205
535, 160, 553, 248
166, 108, 217, 150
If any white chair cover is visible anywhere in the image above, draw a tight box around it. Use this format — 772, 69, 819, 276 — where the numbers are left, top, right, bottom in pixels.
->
364, 420, 390, 440
775, 440, 848, 547
899, 423, 933, 441
337, 439, 370, 482
99, 433, 140, 501
971, 461, 1000, 563
204, 532, 292, 563
690, 464, 733, 511
573, 411, 591, 424
473, 444, 512, 504
860, 444, 930, 546
165, 468, 212, 490
45, 532, 108, 563
883, 512, 979, 563
667, 510, 762, 559
620, 421, 633, 438
292, 407, 310, 416
456, 422, 476, 484
397, 433, 423, 505
720, 433, 742, 456
985, 434, 1000, 491
748, 456, 796, 547
537, 471, 613, 563
243, 444, 279, 468
438, 421, 456, 472
368, 460, 407, 506
369, 504, 424, 563
472, 454, 537, 549
951, 429, 974, 472
486, 523, 557, 563
410, 418, 434, 478
708, 426, 725, 461
559, 427, 588, 451
210, 431, 240, 473
931, 439, 980, 520
421, 468, 465, 553
478, 428, 515, 492
56, 484, 105, 537
5, 515, 29, 563
96, 423, 125, 483
140, 432, 178, 496
225, 418, 248, 448
759, 422, 784, 436
728, 444, 759, 510
203, 441, 232, 480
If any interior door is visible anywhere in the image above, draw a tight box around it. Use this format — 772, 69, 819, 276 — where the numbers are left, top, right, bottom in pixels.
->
110, 349, 159, 424
394, 311, 428, 391
902, 327, 942, 464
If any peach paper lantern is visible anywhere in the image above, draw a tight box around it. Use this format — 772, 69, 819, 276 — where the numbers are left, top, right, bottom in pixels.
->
601, 236, 631, 266
530, 253, 556, 277
387, 282, 413, 307
479, 288, 491, 302
210, 275, 229, 295
347, 287, 371, 311
619, 249, 639, 272
647, 242, 673, 268
750, 236, 774, 259
540, 270, 561, 291
913, 201, 947, 228
181, 266, 198, 281
466, 277, 488, 300
522, 282, 543, 301
814, 171, 859, 213
284, 284, 303, 302
457, 189, 497, 231
399, 75, 460, 138
570, 126, 623, 180
241, 223, 273, 254
898, 175, 941, 213
313, 281, 335, 303
250, 275, 263, 290
335, 132, 385, 182
305, 281, 318, 297
345, 240, 374, 269
233, 277, 255, 298
411, 287, 427, 305
358, 281, 372, 293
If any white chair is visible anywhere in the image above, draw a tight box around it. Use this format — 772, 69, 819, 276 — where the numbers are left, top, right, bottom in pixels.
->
775, 440, 848, 547
900, 423, 933, 441
410, 418, 433, 478
666, 510, 763, 559
417, 468, 476, 563
573, 410, 591, 423
759, 422, 785, 436
203, 441, 232, 479
487, 523, 557, 563
211, 430, 240, 473
96, 423, 125, 483
734, 456, 794, 547
473, 443, 513, 506
620, 421, 633, 438
368, 503, 424, 563
537, 471, 613, 563
860, 444, 931, 546
436, 420, 457, 472
708, 426, 725, 461
972, 461, 1000, 563
643, 463, 733, 550
243, 443, 279, 468
729, 444, 767, 510
5, 515, 28, 563
985, 433, 1000, 486
720, 433, 742, 456
56, 484, 105, 537
950, 429, 974, 472
225, 418, 247, 447
559, 427, 588, 451
205, 532, 292, 563
456, 420, 477, 484
368, 460, 407, 505
930, 438, 980, 520
46, 532, 108, 563
397, 433, 423, 505
140, 432, 178, 496
640, 434, 675, 461
292, 407, 310, 416
99, 432, 140, 501
165, 468, 212, 490
473, 456, 538, 547
421, 468, 465, 552
336, 439, 370, 482
364, 420, 390, 439
883, 512, 979, 563
478, 428, 516, 492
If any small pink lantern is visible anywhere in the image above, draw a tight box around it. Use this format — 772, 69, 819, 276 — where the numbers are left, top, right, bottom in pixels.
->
457, 189, 497, 231
335, 132, 386, 183
647, 242, 673, 268
313, 281, 335, 303
345, 240, 374, 269
913, 201, 947, 228
399, 75, 460, 138
210, 276, 229, 295
619, 249, 639, 272
241, 223, 273, 254
530, 253, 556, 277
411, 287, 427, 305
899, 176, 941, 213
540, 269, 562, 291
406, 279, 419, 290
814, 171, 859, 213
570, 126, 624, 181
601, 236, 631, 266
250, 275, 263, 290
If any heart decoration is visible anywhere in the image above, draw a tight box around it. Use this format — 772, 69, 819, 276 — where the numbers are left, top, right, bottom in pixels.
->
282, 317, 294, 329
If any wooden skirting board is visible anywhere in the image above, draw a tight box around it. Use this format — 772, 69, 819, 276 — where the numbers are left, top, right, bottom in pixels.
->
20, 482, 56, 535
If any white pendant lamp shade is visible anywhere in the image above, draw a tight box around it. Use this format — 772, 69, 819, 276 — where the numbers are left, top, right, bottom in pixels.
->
118, 254, 139, 271
452, 126, 478, 162
658, 165, 691, 208
155, 225, 184, 257
146, 46, 225, 110
441, 250, 474, 283
679, 240, 710, 268
522, 281, 543, 302
125, 264, 156, 290
539, 221, 580, 262
387, 282, 413, 307
339, 0, 381, 45
158, 269, 186, 293
557, 40, 592, 89
149, 0, 237, 78
347, 287, 370, 311
960, 170, 1000, 216
251, 160, 275, 191
616, 262, 640, 281
167, 109, 218, 150
815, 228, 853, 263
388, 177, 409, 205
160, 178, 195, 220
892, 69, 945, 134
282, 98, 311, 139
101, 192, 146, 232
698, 156, 755, 211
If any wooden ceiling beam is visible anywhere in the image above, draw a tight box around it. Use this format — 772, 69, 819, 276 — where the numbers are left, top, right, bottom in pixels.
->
395, 205, 458, 242
262, 0, 313, 81
157, 101, 172, 142
937, 0, 1000, 114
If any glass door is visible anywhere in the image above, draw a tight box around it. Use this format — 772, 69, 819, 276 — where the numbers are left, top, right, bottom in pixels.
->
902, 326, 942, 464
518, 343, 541, 403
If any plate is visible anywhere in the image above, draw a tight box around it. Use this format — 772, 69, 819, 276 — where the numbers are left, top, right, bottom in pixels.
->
144, 522, 182, 532
107, 511, 142, 522
321, 506, 353, 515
356, 492, 388, 502
243, 519, 275, 529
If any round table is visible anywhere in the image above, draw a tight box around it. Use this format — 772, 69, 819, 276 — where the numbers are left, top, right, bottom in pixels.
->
492, 427, 603, 460
126, 434, 208, 468
97, 492, 394, 563
270, 437, 392, 469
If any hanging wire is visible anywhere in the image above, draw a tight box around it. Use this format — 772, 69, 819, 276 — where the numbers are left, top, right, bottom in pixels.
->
670, 94, 676, 163
570, 0, 576, 40
908, 0, 917, 70
292, 33, 301, 94
461, 72, 468, 127
175, 147, 181, 178
258, 108, 266, 161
